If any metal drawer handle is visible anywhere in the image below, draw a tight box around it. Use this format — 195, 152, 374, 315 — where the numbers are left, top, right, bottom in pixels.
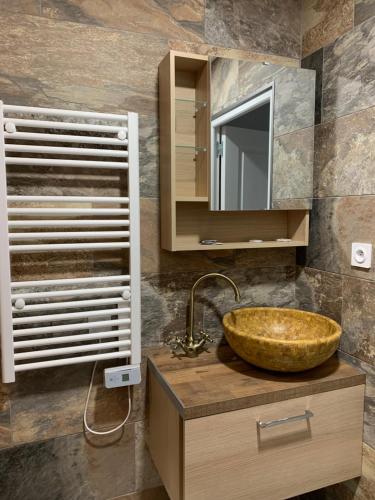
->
257, 410, 314, 429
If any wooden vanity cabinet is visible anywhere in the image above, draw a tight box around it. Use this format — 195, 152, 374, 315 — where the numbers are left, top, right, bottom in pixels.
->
148, 348, 365, 500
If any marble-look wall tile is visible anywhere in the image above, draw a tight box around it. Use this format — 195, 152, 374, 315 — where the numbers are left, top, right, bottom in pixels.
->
169, 40, 300, 68
140, 197, 295, 274
302, 48, 323, 125
296, 267, 343, 323
272, 67, 315, 137
235, 0, 301, 59
273, 127, 314, 201
340, 277, 375, 365
0, 429, 136, 500
314, 107, 375, 197
355, 0, 375, 26
205, 0, 301, 59
0, 384, 11, 449
204, 0, 238, 49
210, 57, 239, 116
11, 250, 95, 281
10, 358, 148, 445
201, 266, 296, 341
141, 271, 203, 346
338, 352, 375, 449
236, 62, 315, 136
0, 14, 168, 116
210, 59, 315, 208
0, 0, 41, 15
314, 107, 375, 198
322, 16, 375, 121
302, 0, 354, 57
272, 198, 312, 210
306, 196, 375, 280
142, 266, 295, 346
139, 114, 159, 198
211, 59, 280, 115
9, 364, 91, 444
41, 0, 205, 42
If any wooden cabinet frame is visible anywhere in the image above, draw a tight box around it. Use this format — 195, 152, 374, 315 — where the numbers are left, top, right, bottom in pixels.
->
159, 51, 310, 252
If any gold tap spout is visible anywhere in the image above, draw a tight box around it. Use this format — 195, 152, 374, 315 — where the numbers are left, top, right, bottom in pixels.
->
167, 273, 241, 357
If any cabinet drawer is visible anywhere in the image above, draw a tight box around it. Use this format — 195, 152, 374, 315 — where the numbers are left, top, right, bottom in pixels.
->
184, 385, 364, 500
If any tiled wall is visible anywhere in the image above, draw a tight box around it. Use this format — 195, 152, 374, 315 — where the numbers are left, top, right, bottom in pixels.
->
0, 2, 302, 499
298, 1, 375, 498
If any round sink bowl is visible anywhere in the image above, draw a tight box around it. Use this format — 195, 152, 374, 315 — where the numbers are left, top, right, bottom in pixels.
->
222, 307, 342, 372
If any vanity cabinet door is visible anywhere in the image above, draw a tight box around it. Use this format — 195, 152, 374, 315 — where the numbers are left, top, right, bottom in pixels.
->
184, 385, 364, 500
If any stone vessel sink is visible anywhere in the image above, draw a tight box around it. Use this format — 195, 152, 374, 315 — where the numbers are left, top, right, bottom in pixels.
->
222, 307, 342, 372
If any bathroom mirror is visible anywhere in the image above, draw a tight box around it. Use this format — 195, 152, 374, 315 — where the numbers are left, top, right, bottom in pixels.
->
210, 57, 316, 211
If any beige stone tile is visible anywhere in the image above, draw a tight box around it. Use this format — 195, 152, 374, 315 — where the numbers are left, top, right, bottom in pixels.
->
0, 428, 136, 499
10, 357, 147, 444
296, 267, 343, 323
205, 0, 301, 59
341, 276, 375, 365
322, 17, 375, 121
273, 127, 314, 202
0, 383, 11, 449
0, 14, 168, 116
42, 0, 205, 42
307, 196, 375, 281
10, 250, 95, 281
169, 39, 299, 67
302, 0, 354, 56
314, 107, 375, 197
0, 0, 41, 15
10, 364, 92, 444
355, 0, 375, 26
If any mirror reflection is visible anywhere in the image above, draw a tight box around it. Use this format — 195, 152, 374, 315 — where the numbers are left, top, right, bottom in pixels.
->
210, 58, 316, 211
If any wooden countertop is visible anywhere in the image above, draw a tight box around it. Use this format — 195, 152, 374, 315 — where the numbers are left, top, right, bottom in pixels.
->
147, 346, 365, 419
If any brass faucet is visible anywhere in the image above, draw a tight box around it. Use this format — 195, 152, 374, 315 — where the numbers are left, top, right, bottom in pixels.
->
168, 273, 241, 357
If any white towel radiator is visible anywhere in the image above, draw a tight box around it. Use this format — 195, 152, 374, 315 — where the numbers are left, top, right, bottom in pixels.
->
0, 103, 140, 383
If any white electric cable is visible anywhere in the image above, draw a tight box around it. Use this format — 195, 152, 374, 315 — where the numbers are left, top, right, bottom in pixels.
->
83, 360, 132, 436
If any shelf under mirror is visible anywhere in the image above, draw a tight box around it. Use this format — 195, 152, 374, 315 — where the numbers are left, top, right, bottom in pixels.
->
176, 196, 208, 202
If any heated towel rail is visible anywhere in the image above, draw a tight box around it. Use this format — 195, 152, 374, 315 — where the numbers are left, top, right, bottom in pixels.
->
0, 103, 140, 383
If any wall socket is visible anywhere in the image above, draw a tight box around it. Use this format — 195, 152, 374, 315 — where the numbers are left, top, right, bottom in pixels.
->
351, 242, 372, 269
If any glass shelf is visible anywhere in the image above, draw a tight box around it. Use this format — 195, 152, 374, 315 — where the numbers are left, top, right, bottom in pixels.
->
176, 145, 207, 151
175, 98, 207, 112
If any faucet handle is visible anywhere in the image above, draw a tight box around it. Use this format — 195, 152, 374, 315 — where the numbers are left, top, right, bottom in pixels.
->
165, 335, 184, 352
199, 331, 214, 344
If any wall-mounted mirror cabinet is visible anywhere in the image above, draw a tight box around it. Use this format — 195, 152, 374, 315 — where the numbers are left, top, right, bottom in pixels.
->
159, 51, 312, 251
210, 58, 316, 211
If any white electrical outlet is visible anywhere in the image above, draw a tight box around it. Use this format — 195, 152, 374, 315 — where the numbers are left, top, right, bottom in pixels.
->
104, 364, 141, 388
351, 242, 372, 269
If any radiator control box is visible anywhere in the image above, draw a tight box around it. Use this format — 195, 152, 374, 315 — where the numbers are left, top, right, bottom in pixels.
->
104, 364, 141, 388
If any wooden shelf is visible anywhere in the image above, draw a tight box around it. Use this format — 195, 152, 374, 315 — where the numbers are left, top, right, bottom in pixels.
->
174, 240, 307, 251
176, 196, 208, 202
158, 51, 310, 252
